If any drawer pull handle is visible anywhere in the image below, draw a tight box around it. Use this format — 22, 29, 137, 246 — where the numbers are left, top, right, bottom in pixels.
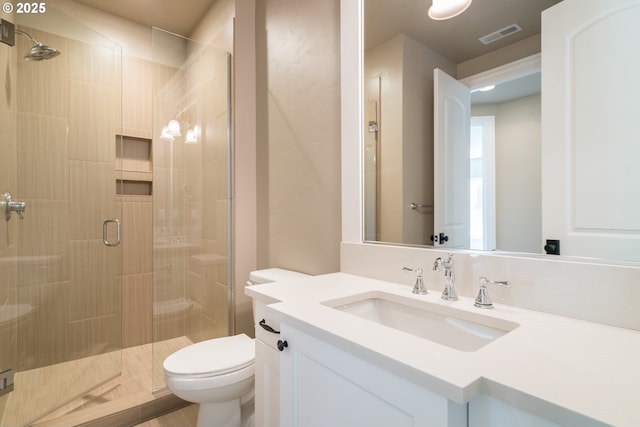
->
259, 319, 280, 334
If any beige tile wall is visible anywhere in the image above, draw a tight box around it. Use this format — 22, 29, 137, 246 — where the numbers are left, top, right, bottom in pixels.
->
120, 56, 153, 348
123, 56, 152, 139
151, 36, 231, 359
118, 45, 231, 352
152, 59, 189, 344
14, 27, 122, 369
3, 23, 232, 399
186, 45, 230, 342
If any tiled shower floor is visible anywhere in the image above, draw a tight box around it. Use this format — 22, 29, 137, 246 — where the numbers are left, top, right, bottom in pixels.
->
3, 337, 192, 427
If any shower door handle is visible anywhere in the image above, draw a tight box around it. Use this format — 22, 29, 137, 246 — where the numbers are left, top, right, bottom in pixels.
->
102, 219, 121, 247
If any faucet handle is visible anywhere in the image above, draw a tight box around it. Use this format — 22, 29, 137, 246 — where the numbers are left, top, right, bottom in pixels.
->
402, 267, 427, 295
474, 277, 511, 309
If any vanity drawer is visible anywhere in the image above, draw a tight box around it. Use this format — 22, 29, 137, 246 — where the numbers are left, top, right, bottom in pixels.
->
254, 300, 283, 350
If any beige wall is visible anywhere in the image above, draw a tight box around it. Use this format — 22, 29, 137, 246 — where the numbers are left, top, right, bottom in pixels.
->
401, 36, 456, 245
472, 93, 541, 253
256, 0, 342, 276
230, 0, 257, 337
365, 36, 404, 243
365, 34, 456, 245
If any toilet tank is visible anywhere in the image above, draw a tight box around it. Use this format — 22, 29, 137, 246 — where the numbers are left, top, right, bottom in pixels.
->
247, 268, 310, 286
247, 268, 310, 326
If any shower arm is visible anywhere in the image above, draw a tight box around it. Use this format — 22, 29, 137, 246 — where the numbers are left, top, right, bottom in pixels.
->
15, 29, 42, 46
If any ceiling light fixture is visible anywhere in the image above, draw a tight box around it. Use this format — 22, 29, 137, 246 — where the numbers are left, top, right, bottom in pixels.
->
166, 119, 181, 137
185, 128, 198, 144
428, 0, 473, 20
471, 85, 495, 93
160, 126, 174, 142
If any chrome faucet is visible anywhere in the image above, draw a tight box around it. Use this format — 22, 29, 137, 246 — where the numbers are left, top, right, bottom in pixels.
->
433, 253, 457, 301
402, 266, 427, 294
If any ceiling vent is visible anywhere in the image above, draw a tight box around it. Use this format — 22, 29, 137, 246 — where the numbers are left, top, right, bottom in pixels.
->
479, 23, 522, 45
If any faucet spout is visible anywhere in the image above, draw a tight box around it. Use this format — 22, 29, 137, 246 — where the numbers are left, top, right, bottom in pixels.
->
433, 253, 458, 301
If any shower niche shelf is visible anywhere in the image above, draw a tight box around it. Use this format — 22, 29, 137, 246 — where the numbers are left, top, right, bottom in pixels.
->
116, 135, 152, 196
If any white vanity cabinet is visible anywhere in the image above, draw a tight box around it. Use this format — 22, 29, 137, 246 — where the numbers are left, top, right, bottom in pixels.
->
253, 300, 284, 427
278, 322, 467, 427
469, 395, 564, 427
276, 321, 583, 427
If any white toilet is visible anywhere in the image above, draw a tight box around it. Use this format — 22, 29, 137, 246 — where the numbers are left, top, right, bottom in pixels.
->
163, 268, 310, 427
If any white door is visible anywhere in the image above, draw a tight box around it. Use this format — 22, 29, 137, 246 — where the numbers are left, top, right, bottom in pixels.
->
433, 69, 470, 248
541, 0, 640, 262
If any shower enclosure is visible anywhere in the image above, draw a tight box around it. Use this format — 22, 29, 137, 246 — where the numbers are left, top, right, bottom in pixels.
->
0, 7, 232, 427
150, 27, 233, 392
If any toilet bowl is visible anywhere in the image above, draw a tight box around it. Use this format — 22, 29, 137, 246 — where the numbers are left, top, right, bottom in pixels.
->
164, 334, 255, 427
163, 268, 310, 427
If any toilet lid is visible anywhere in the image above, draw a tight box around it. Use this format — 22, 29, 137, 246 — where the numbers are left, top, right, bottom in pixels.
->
164, 334, 255, 376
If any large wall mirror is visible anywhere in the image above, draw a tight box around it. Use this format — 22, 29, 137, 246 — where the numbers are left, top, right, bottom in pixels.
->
363, 0, 557, 252
361, 0, 640, 263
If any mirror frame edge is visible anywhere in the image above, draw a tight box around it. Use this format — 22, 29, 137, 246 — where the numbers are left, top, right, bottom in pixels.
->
460, 53, 541, 89
341, 0, 364, 244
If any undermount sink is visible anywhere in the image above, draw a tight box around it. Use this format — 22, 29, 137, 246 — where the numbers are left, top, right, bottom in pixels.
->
323, 291, 519, 352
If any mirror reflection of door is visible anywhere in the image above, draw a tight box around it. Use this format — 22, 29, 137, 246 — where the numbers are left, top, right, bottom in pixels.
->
433, 69, 470, 249
542, 0, 640, 262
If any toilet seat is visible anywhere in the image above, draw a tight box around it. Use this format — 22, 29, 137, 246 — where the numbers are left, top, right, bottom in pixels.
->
164, 334, 255, 378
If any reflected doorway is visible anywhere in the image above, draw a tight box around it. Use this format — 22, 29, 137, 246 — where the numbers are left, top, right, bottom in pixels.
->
470, 116, 496, 251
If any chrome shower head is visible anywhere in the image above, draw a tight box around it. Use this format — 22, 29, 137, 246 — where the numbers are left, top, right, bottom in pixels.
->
15, 29, 61, 61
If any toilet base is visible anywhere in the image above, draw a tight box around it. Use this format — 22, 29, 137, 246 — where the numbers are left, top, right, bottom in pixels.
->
197, 399, 241, 427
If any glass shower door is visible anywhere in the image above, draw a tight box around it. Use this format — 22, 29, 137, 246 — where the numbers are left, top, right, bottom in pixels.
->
0, 7, 123, 426
151, 28, 232, 391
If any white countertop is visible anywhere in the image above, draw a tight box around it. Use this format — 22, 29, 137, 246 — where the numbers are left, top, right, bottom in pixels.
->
246, 272, 640, 427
